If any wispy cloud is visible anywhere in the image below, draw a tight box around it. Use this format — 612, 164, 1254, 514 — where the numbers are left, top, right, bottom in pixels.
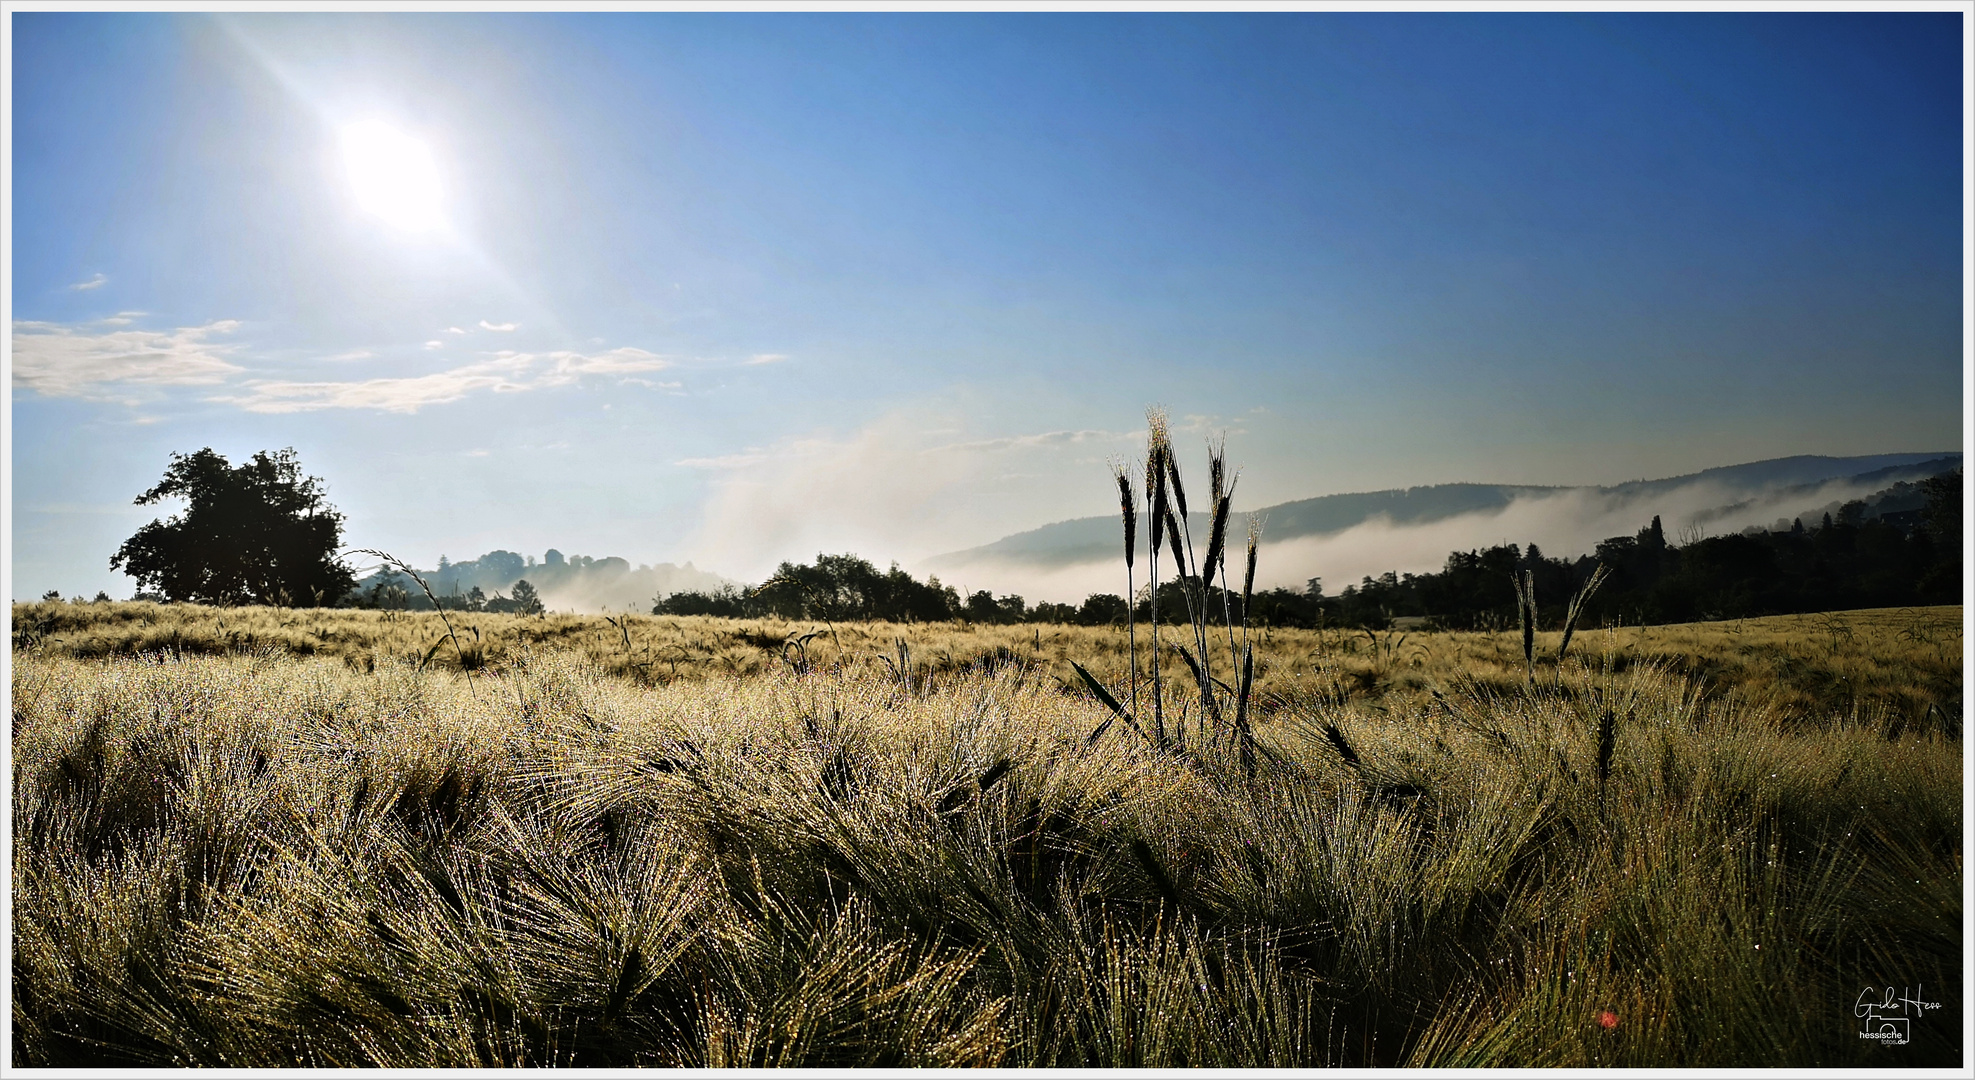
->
11, 318, 244, 399
1173, 412, 1249, 438
744, 353, 790, 365
68, 273, 108, 291
14, 315, 681, 414
678, 450, 772, 470
445, 326, 468, 335
934, 429, 1129, 454
479, 320, 517, 332
211, 347, 679, 414
540, 347, 672, 383
212, 354, 536, 414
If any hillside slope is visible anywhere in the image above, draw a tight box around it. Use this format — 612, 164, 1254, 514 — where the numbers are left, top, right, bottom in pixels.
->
925, 452, 1961, 574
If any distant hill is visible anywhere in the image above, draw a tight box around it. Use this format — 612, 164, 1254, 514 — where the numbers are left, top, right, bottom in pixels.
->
1601, 453, 1962, 497
924, 452, 1962, 574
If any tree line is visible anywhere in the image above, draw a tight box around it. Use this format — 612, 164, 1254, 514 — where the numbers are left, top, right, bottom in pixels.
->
1297, 478, 1958, 630
657, 471, 1961, 630
94, 447, 1960, 629
351, 574, 546, 615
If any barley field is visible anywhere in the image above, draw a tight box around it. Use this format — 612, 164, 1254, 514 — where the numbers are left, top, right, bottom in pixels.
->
10, 600, 1964, 727
10, 602, 1963, 1066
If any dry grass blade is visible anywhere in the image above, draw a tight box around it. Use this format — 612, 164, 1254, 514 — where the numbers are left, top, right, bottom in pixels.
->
1073, 659, 1151, 748
1236, 643, 1257, 780
346, 547, 476, 696
1162, 506, 1212, 731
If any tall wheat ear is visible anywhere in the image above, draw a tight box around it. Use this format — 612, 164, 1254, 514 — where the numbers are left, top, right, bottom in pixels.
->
1113, 460, 1140, 723
1557, 562, 1612, 665
1235, 509, 1263, 778
1206, 436, 1237, 659
1144, 407, 1172, 744
1512, 568, 1535, 684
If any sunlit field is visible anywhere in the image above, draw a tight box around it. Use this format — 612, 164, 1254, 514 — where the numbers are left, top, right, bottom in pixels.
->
12, 600, 1963, 730
11, 600, 1961, 1066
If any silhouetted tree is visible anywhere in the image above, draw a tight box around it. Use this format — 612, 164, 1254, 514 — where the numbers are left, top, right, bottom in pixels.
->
1029, 601, 1078, 623
510, 579, 545, 615
1920, 468, 1961, 548
964, 590, 1002, 623
1918, 467, 1962, 596
111, 448, 354, 606
748, 554, 961, 622
1077, 593, 1129, 625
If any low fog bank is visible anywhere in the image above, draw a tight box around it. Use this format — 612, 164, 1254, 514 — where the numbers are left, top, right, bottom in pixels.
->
678, 409, 1141, 584
923, 472, 1937, 606
534, 562, 738, 614
355, 549, 737, 614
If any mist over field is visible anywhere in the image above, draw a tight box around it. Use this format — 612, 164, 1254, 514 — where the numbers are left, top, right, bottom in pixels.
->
675, 412, 1139, 590
528, 563, 733, 616
348, 549, 737, 616
918, 456, 1960, 607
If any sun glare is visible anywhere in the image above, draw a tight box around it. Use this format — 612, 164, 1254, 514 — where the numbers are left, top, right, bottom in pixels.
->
339, 120, 446, 233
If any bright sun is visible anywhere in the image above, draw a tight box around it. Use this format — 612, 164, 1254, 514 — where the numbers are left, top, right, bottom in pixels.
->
340, 120, 445, 233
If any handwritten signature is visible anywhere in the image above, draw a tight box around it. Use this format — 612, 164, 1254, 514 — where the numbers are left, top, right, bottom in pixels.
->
1856, 985, 1941, 1045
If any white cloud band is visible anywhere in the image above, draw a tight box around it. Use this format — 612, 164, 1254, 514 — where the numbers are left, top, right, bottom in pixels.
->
14, 317, 683, 414
211, 348, 676, 413
11, 319, 244, 398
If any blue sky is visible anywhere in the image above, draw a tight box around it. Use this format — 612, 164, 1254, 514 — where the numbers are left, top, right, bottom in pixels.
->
7, 11, 1967, 602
